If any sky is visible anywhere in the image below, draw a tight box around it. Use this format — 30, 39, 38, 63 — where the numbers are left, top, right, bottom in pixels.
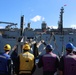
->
0, 0, 76, 29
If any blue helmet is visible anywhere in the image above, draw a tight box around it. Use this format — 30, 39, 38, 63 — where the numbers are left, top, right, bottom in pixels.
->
46, 45, 54, 50
66, 43, 74, 50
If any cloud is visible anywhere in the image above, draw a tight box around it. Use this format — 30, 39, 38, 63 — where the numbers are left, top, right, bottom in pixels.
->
30, 15, 45, 22
0, 26, 4, 29
48, 25, 58, 29
70, 25, 76, 29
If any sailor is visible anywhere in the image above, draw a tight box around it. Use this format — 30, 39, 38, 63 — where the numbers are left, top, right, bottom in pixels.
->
59, 42, 76, 75
15, 43, 36, 75
37, 44, 60, 75
0, 44, 12, 75
11, 45, 18, 74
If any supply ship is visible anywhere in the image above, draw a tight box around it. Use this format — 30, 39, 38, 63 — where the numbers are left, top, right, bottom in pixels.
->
0, 7, 76, 57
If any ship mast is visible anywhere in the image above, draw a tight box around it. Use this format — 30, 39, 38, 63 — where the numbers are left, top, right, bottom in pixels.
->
60, 7, 65, 56
58, 7, 64, 34
17, 15, 25, 54
20, 15, 24, 36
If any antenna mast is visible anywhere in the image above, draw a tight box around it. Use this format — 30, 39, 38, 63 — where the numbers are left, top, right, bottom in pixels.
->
58, 7, 64, 34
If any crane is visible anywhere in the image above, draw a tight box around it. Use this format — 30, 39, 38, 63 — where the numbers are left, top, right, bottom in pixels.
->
0, 21, 17, 29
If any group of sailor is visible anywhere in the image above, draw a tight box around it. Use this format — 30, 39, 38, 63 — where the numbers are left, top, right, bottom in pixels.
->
0, 41, 76, 75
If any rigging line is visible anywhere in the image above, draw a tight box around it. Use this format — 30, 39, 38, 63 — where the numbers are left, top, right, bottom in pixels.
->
53, 33, 61, 56
48, 32, 54, 45
36, 33, 44, 48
